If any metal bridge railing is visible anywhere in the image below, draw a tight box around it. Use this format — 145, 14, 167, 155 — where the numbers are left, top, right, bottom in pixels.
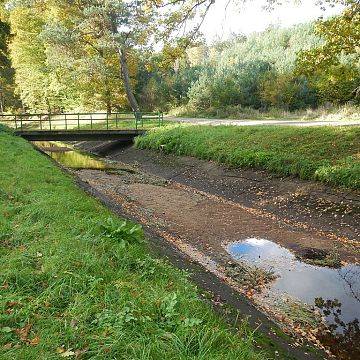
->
0, 111, 164, 131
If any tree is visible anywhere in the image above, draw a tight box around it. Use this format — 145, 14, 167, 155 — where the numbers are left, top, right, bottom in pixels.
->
0, 18, 20, 112
295, 2, 360, 103
4, 0, 217, 112
6, 5, 74, 112
260, 72, 318, 110
42, 2, 126, 113
45, 0, 218, 111
2, 0, 354, 112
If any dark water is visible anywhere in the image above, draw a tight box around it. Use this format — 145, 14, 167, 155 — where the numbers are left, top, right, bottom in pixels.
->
34, 141, 113, 169
227, 238, 360, 358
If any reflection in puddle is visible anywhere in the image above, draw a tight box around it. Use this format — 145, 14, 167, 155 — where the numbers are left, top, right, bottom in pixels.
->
227, 238, 360, 358
227, 238, 359, 327
34, 141, 112, 169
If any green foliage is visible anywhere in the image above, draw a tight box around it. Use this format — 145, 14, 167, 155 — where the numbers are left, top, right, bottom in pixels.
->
296, 3, 360, 104
136, 125, 360, 189
260, 72, 318, 110
0, 20, 21, 111
138, 61, 203, 111
312, 63, 359, 104
0, 131, 265, 359
138, 7, 359, 114
7, 3, 125, 112
3, 0, 223, 112
138, 23, 324, 113
188, 61, 270, 110
8, 6, 75, 112
2, 1, 359, 114
219, 23, 321, 74
101, 217, 143, 248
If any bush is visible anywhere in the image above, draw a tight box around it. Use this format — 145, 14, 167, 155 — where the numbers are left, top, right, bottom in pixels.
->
188, 61, 270, 110
313, 64, 360, 105
260, 72, 318, 110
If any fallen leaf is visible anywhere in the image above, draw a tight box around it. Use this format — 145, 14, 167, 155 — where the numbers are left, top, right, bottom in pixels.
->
60, 349, 75, 357
74, 348, 88, 357
56, 346, 65, 354
0, 282, 9, 290
6, 301, 19, 308
15, 323, 32, 341
29, 336, 40, 346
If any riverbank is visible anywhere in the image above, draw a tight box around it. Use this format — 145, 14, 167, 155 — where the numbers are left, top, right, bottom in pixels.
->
0, 129, 266, 359
70, 140, 359, 359
135, 125, 360, 189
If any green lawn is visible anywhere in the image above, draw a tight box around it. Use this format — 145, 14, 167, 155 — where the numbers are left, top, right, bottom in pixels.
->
0, 127, 264, 359
135, 125, 360, 189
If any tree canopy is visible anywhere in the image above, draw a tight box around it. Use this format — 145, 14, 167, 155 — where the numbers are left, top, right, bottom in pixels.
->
296, 2, 360, 103
1, 0, 219, 112
0, 0, 358, 113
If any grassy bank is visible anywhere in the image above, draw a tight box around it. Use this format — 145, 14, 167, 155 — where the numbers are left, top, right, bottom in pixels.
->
135, 125, 360, 189
0, 128, 264, 359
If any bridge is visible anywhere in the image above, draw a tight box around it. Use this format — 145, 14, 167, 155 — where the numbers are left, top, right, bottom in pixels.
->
0, 111, 163, 141
14, 129, 146, 141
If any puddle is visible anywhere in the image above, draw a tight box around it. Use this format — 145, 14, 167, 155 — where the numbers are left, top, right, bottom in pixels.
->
33, 141, 114, 169
227, 239, 360, 330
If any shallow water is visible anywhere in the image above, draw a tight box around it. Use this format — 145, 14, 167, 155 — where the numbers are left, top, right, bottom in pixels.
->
227, 238, 360, 331
34, 141, 112, 169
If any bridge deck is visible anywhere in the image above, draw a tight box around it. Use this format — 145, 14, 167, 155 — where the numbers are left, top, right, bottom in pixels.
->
15, 129, 146, 141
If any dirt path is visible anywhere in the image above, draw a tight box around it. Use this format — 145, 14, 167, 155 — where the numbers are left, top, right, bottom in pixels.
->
70, 142, 359, 359
166, 117, 360, 127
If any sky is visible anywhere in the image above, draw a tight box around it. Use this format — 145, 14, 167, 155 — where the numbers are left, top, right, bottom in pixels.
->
202, 0, 344, 42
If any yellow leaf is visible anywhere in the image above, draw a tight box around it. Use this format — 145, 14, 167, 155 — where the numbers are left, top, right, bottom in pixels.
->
29, 336, 40, 346
60, 349, 75, 357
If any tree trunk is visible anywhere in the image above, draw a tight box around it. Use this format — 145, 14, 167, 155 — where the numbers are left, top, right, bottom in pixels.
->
101, 48, 112, 114
104, 80, 112, 114
106, 101, 112, 114
0, 89, 4, 113
118, 48, 140, 112
109, 13, 140, 112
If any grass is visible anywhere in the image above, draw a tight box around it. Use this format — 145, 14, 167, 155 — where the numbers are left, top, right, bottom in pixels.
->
135, 125, 360, 189
0, 127, 266, 359
169, 104, 360, 122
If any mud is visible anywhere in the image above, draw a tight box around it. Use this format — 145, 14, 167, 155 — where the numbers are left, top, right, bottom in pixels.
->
76, 141, 360, 263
